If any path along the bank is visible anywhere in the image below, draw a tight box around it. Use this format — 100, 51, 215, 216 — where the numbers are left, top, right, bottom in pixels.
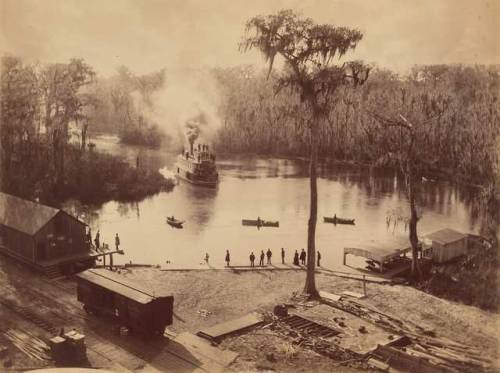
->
107, 261, 402, 284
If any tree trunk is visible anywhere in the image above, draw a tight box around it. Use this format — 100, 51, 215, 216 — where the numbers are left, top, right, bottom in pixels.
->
407, 167, 421, 281
52, 128, 59, 183
304, 116, 319, 297
81, 121, 88, 150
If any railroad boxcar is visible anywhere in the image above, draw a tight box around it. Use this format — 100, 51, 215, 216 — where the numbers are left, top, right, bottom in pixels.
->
76, 269, 173, 336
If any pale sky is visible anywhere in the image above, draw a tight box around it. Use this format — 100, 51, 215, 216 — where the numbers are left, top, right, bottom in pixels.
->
1, 0, 498, 76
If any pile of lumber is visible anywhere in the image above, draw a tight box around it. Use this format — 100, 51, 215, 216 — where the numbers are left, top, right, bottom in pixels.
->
265, 313, 356, 362
322, 298, 491, 372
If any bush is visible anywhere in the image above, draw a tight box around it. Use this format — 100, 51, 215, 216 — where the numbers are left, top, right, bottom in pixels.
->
57, 146, 175, 204
119, 124, 165, 148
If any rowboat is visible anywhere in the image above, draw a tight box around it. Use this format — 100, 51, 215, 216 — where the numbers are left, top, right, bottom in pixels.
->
242, 219, 279, 228
166, 217, 184, 228
324, 216, 355, 225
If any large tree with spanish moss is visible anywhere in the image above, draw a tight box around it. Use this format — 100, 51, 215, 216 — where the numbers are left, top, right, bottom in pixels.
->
241, 10, 370, 297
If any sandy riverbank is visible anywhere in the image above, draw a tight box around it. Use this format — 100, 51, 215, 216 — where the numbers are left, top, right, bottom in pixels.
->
119, 267, 500, 371
1, 256, 498, 372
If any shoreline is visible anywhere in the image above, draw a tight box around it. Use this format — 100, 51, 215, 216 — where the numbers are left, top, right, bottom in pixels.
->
216, 150, 488, 189
96, 263, 400, 284
88, 131, 488, 190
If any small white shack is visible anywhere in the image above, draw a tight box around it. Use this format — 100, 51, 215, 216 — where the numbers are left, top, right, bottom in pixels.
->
423, 228, 468, 263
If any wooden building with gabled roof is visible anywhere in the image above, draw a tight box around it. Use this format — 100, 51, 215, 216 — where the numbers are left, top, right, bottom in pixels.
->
0, 192, 94, 277
423, 228, 468, 264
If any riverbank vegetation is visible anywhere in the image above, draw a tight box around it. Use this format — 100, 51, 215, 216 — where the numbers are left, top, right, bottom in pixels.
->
0, 56, 174, 205
213, 64, 499, 188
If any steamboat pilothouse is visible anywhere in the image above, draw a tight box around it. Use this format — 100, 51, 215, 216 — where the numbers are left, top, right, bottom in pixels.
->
175, 141, 218, 187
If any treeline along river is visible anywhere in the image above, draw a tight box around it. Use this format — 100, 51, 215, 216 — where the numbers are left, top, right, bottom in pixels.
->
64, 135, 491, 270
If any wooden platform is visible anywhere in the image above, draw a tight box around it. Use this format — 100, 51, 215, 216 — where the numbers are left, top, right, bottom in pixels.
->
197, 312, 264, 342
344, 241, 411, 273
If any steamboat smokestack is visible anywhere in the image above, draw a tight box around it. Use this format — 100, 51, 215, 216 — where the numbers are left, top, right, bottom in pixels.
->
185, 117, 200, 155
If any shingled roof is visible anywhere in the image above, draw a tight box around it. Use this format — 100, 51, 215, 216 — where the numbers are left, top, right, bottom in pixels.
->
0, 192, 61, 235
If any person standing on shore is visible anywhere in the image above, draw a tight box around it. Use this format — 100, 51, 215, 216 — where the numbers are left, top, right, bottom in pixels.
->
225, 250, 231, 267
115, 233, 120, 250
250, 252, 255, 267
86, 228, 92, 245
259, 250, 265, 266
293, 250, 299, 266
266, 248, 272, 265
300, 248, 306, 265
317, 251, 321, 267
94, 230, 100, 250
204, 252, 209, 264
281, 248, 285, 264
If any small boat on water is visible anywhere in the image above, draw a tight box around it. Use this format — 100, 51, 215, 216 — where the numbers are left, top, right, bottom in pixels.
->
324, 216, 355, 225
242, 219, 279, 228
166, 216, 184, 228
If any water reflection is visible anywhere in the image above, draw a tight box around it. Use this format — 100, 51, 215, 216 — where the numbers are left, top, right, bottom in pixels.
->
66, 134, 497, 269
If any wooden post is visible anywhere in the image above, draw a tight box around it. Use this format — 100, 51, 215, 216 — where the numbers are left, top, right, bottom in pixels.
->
343, 252, 346, 265
110, 253, 114, 270
363, 275, 367, 296
103, 254, 106, 268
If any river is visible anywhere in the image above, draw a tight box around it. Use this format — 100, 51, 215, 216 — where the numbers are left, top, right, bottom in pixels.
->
66, 134, 485, 271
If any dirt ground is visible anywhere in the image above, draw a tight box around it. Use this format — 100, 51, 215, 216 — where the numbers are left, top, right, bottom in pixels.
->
0, 258, 499, 372
121, 267, 500, 371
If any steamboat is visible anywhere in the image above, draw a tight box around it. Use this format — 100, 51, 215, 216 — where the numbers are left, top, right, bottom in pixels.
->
175, 141, 218, 187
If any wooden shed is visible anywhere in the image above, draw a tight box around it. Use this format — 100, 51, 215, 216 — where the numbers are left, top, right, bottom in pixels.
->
0, 192, 93, 276
423, 228, 468, 264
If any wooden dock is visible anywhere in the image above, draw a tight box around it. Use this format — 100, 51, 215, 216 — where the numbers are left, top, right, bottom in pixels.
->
344, 246, 411, 271
158, 263, 401, 283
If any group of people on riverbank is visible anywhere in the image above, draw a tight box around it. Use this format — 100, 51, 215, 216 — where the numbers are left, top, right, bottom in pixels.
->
210, 248, 321, 268
86, 228, 121, 252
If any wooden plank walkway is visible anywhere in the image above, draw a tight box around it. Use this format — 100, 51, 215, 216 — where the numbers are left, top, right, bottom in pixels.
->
160, 263, 303, 271
197, 312, 264, 342
159, 263, 399, 284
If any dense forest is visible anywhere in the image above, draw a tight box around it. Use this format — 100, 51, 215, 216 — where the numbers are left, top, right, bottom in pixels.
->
88, 65, 167, 148
213, 64, 499, 188
0, 56, 173, 205
88, 63, 499, 193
